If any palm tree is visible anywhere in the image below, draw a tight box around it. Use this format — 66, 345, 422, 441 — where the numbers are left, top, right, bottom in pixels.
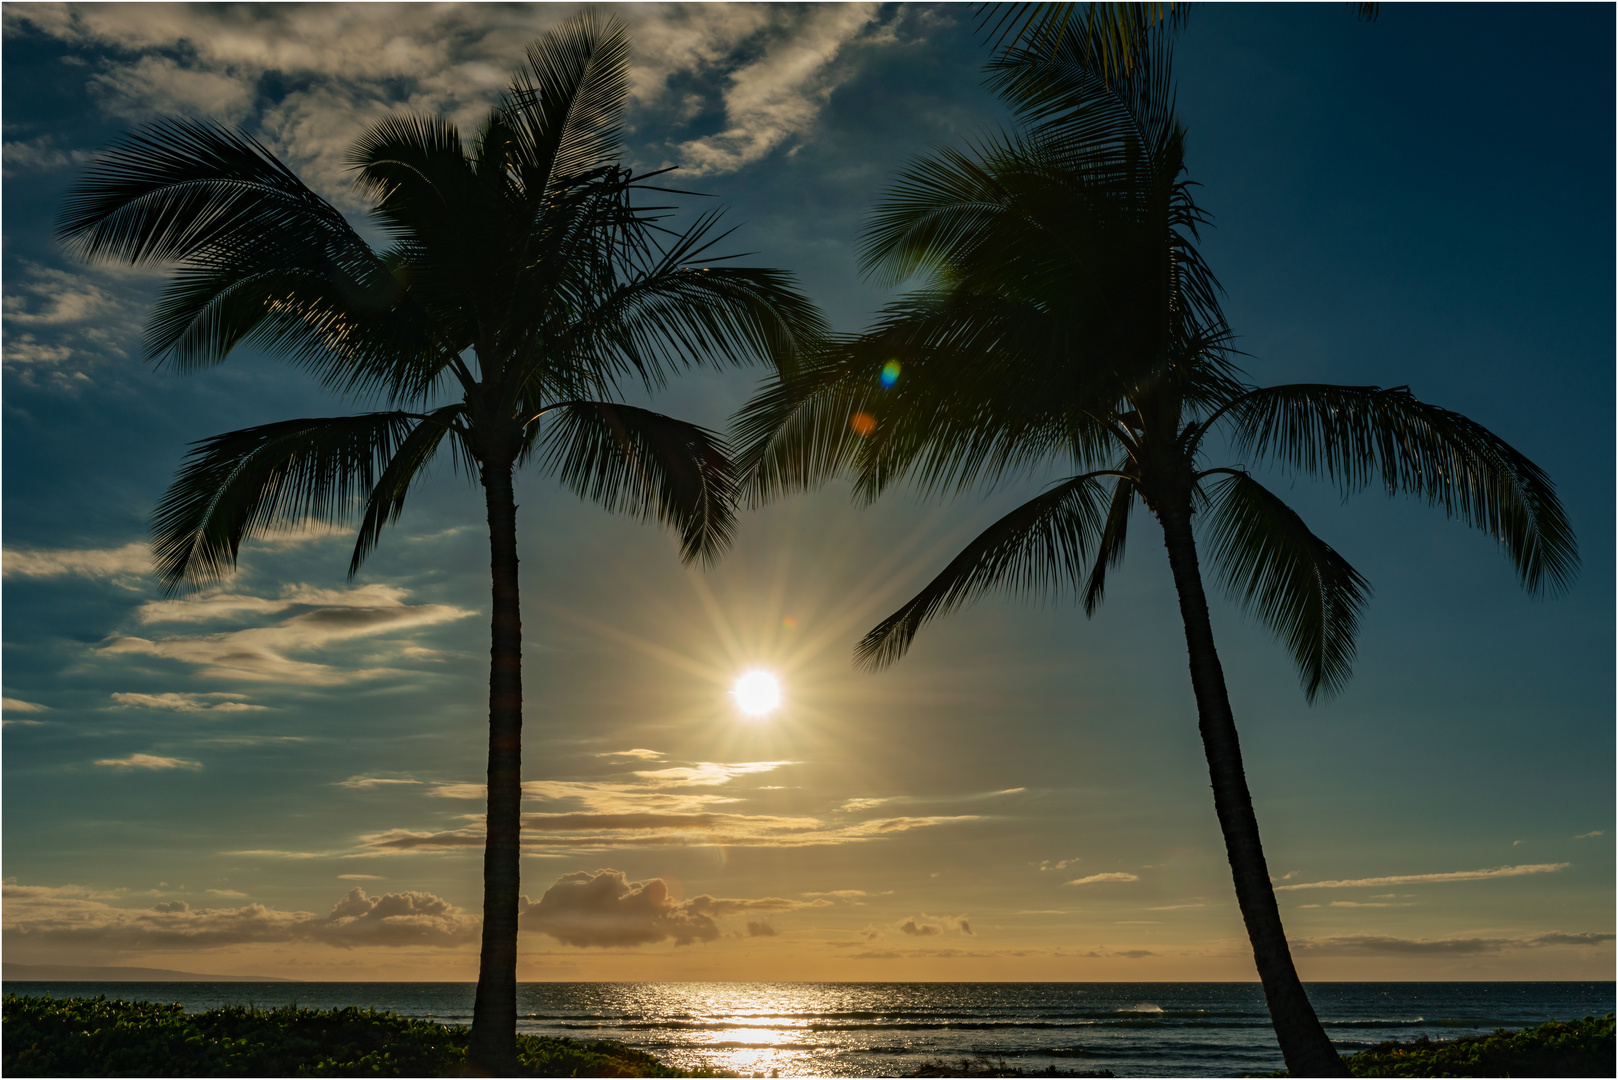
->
735, 27, 1574, 1078
57, 13, 822, 1073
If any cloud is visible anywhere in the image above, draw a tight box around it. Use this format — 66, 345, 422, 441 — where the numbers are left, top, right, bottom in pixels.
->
1293, 931, 1616, 957
1, 882, 475, 951
101, 593, 473, 685
338, 875, 385, 881
110, 692, 267, 713
361, 810, 975, 854
897, 918, 940, 937
1274, 864, 1571, 891
598, 748, 663, 760
958, 917, 973, 936
840, 797, 889, 812
1038, 857, 1082, 871
1573, 831, 1604, 839
3, 263, 123, 326
94, 753, 201, 771
136, 583, 408, 625
631, 761, 794, 787
2, 135, 95, 175
4, 1, 906, 208
337, 777, 422, 790
3, 698, 49, 712
1326, 901, 1411, 908
3, 542, 152, 581
802, 889, 890, 901
673, 4, 881, 175
518, 869, 718, 948
745, 921, 776, 937
1064, 872, 1141, 886
206, 889, 248, 899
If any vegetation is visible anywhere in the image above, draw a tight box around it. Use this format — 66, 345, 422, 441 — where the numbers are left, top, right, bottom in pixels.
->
56, 11, 820, 1073
1, 993, 721, 1078
735, 14, 1576, 1080
1270, 1014, 1617, 1078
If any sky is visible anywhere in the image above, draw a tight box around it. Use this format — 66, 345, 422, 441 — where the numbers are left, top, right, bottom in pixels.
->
2, 2, 1613, 983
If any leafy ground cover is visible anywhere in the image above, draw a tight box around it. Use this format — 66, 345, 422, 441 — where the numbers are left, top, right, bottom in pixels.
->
1, 994, 728, 1077
1268, 1013, 1615, 1078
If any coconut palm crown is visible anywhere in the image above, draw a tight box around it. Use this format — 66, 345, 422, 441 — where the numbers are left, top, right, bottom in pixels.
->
57, 13, 823, 1073
734, 27, 1575, 1078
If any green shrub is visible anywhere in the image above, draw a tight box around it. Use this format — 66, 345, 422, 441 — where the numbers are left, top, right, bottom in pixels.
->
1, 994, 714, 1077
1341, 1013, 1615, 1078
1262, 1013, 1616, 1078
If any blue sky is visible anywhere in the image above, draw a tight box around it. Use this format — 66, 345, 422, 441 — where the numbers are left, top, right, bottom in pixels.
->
2, 2, 1612, 981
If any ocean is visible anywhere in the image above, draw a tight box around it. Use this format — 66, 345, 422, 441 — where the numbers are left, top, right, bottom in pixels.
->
5, 980, 1612, 1077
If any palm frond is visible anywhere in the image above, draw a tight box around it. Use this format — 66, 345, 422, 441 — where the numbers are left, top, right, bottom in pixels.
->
979, 3, 1188, 80
854, 473, 1114, 670
349, 405, 470, 576
151, 412, 424, 591
1201, 471, 1371, 701
1081, 475, 1137, 614
730, 343, 874, 508
1224, 384, 1579, 594
536, 401, 738, 566
505, 9, 631, 199
57, 118, 359, 269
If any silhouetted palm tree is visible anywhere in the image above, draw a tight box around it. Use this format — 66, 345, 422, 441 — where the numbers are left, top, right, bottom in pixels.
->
58, 13, 822, 1073
735, 27, 1572, 1078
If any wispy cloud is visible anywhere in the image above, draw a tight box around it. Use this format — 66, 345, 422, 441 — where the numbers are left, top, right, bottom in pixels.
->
3, 541, 152, 581
101, 591, 473, 685
673, 4, 881, 175
3, 698, 49, 713
631, 761, 794, 787
2, 882, 475, 951
1293, 931, 1615, 957
1275, 864, 1571, 891
597, 748, 663, 761
1573, 830, 1604, 839
1064, 872, 1141, 887
337, 777, 422, 791
111, 692, 267, 713
93, 753, 201, 771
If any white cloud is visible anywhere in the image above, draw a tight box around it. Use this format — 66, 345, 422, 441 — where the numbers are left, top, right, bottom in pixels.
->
94, 753, 201, 770
1, 882, 475, 951
136, 583, 408, 624
631, 761, 794, 787
111, 692, 267, 713
2, 135, 95, 175
1038, 856, 1082, 871
337, 777, 422, 790
1274, 864, 1571, 891
597, 748, 663, 760
1573, 830, 1604, 839
3, 263, 122, 326
3, 698, 49, 712
3, 541, 151, 581
1064, 872, 1141, 886
673, 4, 881, 175
101, 593, 473, 685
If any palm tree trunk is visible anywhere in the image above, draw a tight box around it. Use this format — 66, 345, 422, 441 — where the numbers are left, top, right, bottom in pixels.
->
469, 459, 523, 1075
1155, 502, 1348, 1077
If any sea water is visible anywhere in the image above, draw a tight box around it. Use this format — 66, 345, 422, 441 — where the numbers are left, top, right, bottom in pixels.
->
6, 980, 1612, 1077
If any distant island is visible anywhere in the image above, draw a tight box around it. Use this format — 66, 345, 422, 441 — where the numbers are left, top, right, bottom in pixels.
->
2, 963, 289, 983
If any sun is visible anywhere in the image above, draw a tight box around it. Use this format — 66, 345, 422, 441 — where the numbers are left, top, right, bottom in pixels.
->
732, 670, 781, 717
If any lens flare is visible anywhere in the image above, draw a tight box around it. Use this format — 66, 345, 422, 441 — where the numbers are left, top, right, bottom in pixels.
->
732, 670, 781, 717
880, 360, 901, 387
850, 412, 877, 436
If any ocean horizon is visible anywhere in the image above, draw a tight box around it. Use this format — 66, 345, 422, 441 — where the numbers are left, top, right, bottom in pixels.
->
7, 979, 1613, 1077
